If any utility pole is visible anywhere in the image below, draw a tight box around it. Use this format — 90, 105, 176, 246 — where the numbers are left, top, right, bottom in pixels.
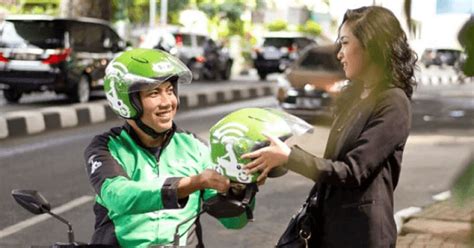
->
161, 0, 168, 26
150, 0, 156, 29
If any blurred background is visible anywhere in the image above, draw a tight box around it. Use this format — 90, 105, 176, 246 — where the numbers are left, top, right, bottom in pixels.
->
0, 0, 472, 247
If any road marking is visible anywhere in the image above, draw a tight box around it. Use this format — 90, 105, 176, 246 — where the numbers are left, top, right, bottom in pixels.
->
0, 132, 92, 159
0, 195, 94, 239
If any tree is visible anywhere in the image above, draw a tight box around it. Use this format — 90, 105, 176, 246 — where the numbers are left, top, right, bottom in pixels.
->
267, 19, 287, 32
298, 20, 322, 36
197, 0, 247, 37
60, 0, 112, 20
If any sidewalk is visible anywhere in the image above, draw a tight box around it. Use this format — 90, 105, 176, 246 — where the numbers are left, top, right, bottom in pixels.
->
397, 197, 474, 247
0, 83, 276, 139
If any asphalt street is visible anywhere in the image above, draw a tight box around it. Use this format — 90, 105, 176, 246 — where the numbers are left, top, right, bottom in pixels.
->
1, 97, 473, 247
0, 69, 473, 247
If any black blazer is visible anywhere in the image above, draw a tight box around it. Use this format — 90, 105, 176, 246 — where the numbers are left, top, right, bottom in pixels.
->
286, 87, 411, 247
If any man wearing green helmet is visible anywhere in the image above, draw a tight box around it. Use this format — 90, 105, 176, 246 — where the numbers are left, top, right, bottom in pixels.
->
84, 48, 252, 247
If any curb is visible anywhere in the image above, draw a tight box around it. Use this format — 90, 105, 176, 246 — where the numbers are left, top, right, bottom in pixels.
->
418, 75, 473, 86
0, 84, 275, 140
396, 191, 474, 247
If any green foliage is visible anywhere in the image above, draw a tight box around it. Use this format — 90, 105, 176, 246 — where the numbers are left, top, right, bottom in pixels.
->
4, 0, 59, 16
297, 20, 322, 36
267, 19, 287, 32
453, 159, 474, 204
112, 0, 190, 24
197, 0, 246, 37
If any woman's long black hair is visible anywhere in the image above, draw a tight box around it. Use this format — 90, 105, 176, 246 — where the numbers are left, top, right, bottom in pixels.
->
335, 6, 418, 113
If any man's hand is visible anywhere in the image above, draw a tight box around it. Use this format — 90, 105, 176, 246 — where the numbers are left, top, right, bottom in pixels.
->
197, 169, 231, 193
177, 169, 230, 198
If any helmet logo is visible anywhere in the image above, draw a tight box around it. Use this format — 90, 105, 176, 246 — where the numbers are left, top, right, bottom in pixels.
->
211, 122, 249, 144
152, 61, 173, 74
105, 62, 131, 118
211, 122, 251, 183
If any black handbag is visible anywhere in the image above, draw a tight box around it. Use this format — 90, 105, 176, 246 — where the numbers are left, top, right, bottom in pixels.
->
275, 186, 319, 248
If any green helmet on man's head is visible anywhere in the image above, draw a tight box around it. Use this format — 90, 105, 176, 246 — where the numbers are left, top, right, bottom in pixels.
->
104, 48, 192, 119
210, 108, 313, 184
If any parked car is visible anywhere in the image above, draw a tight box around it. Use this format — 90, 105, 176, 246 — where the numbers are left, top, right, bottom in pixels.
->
276, 44, 346, 121
252, 31, 318, 80
420, 48, 463, 68
0, 15, 127, 103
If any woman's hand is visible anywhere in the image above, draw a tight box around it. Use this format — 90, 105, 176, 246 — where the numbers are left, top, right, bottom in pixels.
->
242, 133, 291, 182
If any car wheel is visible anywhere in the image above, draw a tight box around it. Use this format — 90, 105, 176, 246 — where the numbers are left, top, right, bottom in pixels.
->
221, 61, 232, 80
3, 89, 22, 103
69, 75, 90, 103
258, 71, 267, 81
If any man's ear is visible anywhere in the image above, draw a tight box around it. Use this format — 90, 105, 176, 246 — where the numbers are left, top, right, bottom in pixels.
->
129, 92, 143, 117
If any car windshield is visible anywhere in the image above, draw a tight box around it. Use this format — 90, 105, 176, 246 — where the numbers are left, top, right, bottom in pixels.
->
0, 20, 64, 49
299, 50, 342, 72
263, 37, 296, 48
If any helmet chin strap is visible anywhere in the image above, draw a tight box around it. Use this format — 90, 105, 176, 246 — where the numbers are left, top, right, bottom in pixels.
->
134, 118, 169, 139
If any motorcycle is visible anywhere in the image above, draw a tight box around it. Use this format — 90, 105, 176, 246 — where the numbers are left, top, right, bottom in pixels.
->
193, 39, 233, 81
11, 187, 254, 248
11, 189, 110, 248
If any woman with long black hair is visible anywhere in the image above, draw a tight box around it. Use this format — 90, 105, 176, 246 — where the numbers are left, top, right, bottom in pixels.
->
244, 6, 417, 247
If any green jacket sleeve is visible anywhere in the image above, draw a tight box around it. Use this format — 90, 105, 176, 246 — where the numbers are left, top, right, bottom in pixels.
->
100, 176, 166, 215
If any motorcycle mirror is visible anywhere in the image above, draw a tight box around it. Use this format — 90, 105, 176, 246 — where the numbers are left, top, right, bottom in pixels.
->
11, 189, 51, 215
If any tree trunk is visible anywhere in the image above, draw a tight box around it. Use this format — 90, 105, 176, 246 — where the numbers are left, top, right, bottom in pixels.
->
60, 0, 112, 21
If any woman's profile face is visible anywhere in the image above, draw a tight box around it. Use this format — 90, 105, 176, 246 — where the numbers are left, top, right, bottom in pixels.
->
337, 22, 370, 82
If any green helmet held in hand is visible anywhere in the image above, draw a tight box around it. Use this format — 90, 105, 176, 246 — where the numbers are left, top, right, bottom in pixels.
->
104, 48, 192, 119
210, 108, 313, 184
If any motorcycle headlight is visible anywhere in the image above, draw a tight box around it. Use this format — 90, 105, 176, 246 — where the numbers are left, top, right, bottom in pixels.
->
304, 84, 315, 92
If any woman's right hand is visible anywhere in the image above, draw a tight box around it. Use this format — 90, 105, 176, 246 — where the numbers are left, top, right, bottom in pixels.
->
242, 133, 291, 182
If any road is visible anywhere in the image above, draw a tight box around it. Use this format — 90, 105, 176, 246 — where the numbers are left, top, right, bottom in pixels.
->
0, 71, 473, 247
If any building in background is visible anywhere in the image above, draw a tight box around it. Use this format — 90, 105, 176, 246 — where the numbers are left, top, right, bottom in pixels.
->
328, 0, 471, 57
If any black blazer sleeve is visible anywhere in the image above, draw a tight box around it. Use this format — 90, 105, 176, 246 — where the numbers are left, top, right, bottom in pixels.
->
285, 88, 411, 187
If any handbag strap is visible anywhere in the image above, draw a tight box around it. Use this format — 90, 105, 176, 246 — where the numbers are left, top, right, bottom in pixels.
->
305, 183, 319, 205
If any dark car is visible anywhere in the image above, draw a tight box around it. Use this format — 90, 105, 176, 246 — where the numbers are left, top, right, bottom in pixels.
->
252, 31, 317, 80
276, 44, 346, 121
0, 15, 127, 103
420, 48, 462, 68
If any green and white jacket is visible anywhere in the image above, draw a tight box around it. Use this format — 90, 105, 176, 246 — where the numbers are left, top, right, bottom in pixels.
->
84, 123, 251, 248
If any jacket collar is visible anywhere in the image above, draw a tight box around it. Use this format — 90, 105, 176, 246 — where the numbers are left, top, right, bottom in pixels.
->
124, 122, 176, 156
